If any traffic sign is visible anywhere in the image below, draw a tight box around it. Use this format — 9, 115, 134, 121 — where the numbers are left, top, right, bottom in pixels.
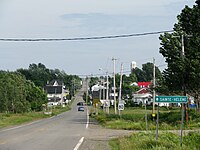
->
155, 96, 188, 103
118, 103, 124, 110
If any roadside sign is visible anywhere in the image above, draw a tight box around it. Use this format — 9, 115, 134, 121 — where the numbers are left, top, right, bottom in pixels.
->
155, 96, 188, 103
118, 103, 124, 110
103, 100, 110, 107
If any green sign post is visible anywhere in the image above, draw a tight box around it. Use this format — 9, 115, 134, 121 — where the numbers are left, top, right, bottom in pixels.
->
155, 95, 188, 146
155, 96, 188, 103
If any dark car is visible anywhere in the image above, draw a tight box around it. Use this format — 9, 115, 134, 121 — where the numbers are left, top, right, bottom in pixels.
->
78, 106, 84, 111
77, 102, 84, 106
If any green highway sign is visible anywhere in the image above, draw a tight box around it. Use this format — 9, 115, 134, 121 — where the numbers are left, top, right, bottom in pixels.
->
155, 96, 188, 103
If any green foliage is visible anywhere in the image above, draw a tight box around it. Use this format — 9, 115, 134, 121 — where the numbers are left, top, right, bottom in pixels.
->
184, 132, 200, 149
93, 107, 200, 130
132, 63, 161, 82
0, 71, 48, 113
110, 132, 200, 150
25, 80, 47, 111
89, 77, 99, 87
0, 112, 48, 128
17, 63, 81, 98
159, 1, 200, 96
0, 106, 70, 129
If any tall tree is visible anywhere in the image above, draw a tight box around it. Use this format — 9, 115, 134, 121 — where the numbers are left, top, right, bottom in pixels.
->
132, 63, 161, 82
159, 0, 200, 98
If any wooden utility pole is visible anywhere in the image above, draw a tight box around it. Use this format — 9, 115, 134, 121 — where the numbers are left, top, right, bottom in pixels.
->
152, 58, 156, 115
86, 77, 88, 106
112, 58, 117, 114
118, 63, 123, 115
106, 71, 109, 114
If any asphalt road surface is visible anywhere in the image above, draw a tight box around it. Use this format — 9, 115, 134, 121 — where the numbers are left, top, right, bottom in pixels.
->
0, 80, 134, 150
0, 82, 89, 150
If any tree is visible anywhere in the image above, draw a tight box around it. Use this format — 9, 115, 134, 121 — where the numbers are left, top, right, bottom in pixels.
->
142, 63, 162, 81
17, 63, 81, 99
25, 81, 47, 111
0, 71, 29, 113
0, 71, 48, 113
132, 68, 146, 82
132, 63, 161, 82
159, 0, 200, 98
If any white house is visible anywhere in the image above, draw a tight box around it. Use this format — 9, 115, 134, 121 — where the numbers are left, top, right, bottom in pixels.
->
45, 80, 67, 106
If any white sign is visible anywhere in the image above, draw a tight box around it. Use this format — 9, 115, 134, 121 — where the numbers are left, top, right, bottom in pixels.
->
118, 103, 124, 110
103, 100, 110, 107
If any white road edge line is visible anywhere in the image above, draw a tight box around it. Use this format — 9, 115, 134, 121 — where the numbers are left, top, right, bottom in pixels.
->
74, 137, 84, 150
0, 120, 41, 133
86, 108, 89, 129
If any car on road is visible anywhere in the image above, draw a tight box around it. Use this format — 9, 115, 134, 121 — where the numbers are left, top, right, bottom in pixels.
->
78, 106, 84, 111
77, 102, 83, 106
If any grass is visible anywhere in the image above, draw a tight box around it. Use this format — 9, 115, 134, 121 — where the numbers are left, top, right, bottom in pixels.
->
0, 105, 71, 129
109, 132, 200, 150
91, 107, 200, 130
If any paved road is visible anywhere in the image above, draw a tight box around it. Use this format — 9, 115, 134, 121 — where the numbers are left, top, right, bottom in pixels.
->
0, 79, 135, 150
0, 83, 88, 150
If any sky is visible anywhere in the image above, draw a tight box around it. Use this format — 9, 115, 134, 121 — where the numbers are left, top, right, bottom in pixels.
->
0, 0, 195, 76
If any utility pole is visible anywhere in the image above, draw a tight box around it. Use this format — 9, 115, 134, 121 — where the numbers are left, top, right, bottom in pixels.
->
152, 58, 156, 115
174, 33, 192, 123
112, 58, 117, 114
86, 77, 88, 106
106, 71, 109, 114
118, 63, 123, 115
173, 33, 191, 146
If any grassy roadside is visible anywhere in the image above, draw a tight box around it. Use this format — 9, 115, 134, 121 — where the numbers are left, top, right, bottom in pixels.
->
0, 105, 71, 129
109, 132, 200, 150
91, 107, 200, 149
91, 107, 200, 130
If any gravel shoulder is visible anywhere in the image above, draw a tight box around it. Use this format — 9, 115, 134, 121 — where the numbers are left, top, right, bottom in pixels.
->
79, 118, 134, 150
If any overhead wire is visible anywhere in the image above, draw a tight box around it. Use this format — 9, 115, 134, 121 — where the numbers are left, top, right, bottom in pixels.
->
0, 29, 172, 77
0, 30, 173, 42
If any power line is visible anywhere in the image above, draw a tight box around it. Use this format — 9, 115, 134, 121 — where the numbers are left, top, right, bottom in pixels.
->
0, 30, 173, 42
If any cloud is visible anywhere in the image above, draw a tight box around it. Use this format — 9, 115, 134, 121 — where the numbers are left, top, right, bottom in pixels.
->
60, 13, 174, 36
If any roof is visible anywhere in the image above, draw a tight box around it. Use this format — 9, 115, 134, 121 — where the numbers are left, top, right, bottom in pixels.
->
133, 93, 152, 98
138, 82, 152, 88
91, 84, 105, 91
48, 80, 63, 86
136, 88, 150, 94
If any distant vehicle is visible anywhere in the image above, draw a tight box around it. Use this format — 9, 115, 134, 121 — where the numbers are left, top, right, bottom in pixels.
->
78, 106, 84, 111
77, 102, 85, 106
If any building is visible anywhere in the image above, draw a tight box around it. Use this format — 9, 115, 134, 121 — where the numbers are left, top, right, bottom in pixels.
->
132, 88, 152, 105
44, 80, 67, 106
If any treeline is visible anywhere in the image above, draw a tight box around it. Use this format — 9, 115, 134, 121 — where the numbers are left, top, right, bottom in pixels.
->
17, 63, 81, 98
0, 63, 81, 113
0, 71, 47, 113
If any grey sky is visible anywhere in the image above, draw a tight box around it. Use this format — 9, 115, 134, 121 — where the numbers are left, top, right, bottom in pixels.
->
0, 0, 194, 76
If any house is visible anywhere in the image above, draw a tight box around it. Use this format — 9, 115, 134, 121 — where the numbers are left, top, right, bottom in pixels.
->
44, 80, 67, 106
91, 84, 110, 106
132, 88, 152, 105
